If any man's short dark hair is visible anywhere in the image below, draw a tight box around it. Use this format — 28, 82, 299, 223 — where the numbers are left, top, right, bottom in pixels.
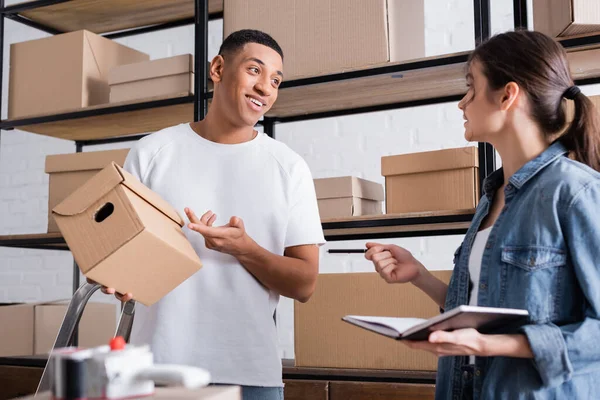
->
218, 29, 283, 61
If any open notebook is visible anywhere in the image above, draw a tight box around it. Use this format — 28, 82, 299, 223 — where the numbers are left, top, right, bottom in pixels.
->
343, 305, 529, 341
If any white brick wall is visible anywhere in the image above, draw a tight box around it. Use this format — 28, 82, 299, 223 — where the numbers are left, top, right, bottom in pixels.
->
2, 0, 597, 360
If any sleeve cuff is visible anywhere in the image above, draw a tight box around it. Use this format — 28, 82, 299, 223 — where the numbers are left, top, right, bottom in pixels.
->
520, 323, 573, 387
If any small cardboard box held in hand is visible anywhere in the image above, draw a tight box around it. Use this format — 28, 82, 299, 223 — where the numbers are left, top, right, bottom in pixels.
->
295, 271, 452, 371
52, 163, 202, 306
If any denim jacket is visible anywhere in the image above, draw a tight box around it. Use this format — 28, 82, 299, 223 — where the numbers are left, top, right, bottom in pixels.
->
436, 141, 600, 400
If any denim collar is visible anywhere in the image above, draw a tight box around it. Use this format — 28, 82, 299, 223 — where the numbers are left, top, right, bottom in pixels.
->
483, 141, 569, 197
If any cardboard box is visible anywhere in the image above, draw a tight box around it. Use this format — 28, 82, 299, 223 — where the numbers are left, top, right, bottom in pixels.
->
534, 0, 600, 38
0, 304, 34, 357
314, 176, 384, 219
224, 0, 425, 80
52, 163, 203, 306
108, 54, 195, 104
382, 147, 479, 214
9, 30, 149, 119
34, 302, 117, 355
294, 271, 453, 370
45, 149, 130, 233
0, 302, 116, 357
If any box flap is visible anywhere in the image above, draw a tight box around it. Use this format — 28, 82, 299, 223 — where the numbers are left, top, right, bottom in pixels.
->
532, 0, 573, 37
572, 0, 600, 25
117, 165, 184, 227
53, 162, 125, 217
108, 54, 193, 85
45, 149, 129, 173
382, 147, 479, 177
314, 176, 384, 200
53, 163, 184, 227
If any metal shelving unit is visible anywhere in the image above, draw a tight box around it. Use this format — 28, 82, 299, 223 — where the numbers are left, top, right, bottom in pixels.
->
1, 0, 600, 251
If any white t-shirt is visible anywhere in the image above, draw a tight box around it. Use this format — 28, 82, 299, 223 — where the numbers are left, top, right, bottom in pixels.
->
124, 123, 325, 387
467, 226, 492, 364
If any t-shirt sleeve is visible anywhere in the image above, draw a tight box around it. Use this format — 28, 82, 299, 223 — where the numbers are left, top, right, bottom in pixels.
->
285, 159, 326, 248
123, 142, 146, 183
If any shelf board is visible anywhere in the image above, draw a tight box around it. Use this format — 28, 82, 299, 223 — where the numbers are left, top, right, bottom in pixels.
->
5, 0, 223, 34
0, 233, 67, 250
269, 54, 469, 120
268, 46, 600, 121
1, 93, 195, 141
0, 211, 475, 250
322, 210, 475, 241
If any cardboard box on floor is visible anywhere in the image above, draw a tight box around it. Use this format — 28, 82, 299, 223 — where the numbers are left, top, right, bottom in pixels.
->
295, 271, 452, 371
224, 0, 425, 80
533, 0, 600, 38
8, 30, 148, 119
382, 147, 479, 214
45, 149, 129, 233
0, 302, 116, 357
314, 176, 384, 219
52, 163, 203, 306
108, 54, 195, 104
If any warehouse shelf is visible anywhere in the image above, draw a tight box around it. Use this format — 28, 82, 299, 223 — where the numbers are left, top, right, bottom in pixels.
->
322, 210, 474, 241
0, 210, 474, 250
0, 93, 194, 140
3, 44, 600, 141
0, 233, 67, 250
2, 0, 223, 37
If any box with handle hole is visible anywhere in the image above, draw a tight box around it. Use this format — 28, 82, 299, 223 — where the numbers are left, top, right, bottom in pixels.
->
52, 162, 202, 306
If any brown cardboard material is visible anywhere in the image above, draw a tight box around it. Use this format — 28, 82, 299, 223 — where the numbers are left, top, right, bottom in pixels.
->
294, 271, 453, 370
34, 302, 117, 355
8, 30, 149, 119
0, 304, 35, 357
223, 0, 425, 80
533, 0, 600, 38
52, 163, 203, 306
108, 54, 195, 103
314, 176, 384, 219
0, 302, 116, 357
382, 147, 479, 214
45, 149, 130, 233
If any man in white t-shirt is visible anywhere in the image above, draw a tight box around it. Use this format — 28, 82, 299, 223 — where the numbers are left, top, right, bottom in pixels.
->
97, 30, 324, 400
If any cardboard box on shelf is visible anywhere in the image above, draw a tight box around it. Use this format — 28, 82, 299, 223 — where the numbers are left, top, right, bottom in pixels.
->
52, 163, 203, 306
9, 30, 149, 119
382, 147, 479, 214
0, 302, 117, 357
224, 0, 425, 80
108, 54, 195, 104
533, 0, 600, 38
294, 271, 453, 370
45, 149, 130, 233
314, 176, 384, 219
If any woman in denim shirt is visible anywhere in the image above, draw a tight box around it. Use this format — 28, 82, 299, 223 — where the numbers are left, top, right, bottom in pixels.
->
366, 30, 600, 399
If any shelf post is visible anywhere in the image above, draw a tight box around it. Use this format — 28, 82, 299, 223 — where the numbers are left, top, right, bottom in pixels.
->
194, 0, 208, 121
263, 117, 275, 139
474, 0, 491, 45
0, 0, 4, 135
513, 0, 528, 30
